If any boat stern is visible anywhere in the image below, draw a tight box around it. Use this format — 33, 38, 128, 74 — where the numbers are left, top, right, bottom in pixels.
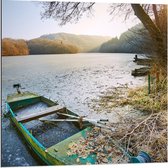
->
7, 92, 40, 103
7, 92, 41, 111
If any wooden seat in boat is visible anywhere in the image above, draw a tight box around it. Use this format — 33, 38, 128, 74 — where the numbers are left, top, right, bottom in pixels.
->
16, 105, 65, 123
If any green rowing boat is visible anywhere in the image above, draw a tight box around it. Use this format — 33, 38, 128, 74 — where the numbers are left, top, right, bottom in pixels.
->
6, 91, 97, 165
6, 87, 151, 165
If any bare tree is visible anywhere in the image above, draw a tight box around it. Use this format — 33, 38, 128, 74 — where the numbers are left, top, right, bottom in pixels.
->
41, 1, 95, 25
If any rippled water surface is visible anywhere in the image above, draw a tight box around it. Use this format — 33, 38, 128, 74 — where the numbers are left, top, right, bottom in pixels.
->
2, 53, 145, 166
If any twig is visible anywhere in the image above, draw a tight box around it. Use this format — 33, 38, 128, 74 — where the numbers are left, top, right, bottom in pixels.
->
119, 112, 153, 141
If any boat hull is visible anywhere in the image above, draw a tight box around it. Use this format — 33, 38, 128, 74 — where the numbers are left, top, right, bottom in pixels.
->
6, 92, 91, 165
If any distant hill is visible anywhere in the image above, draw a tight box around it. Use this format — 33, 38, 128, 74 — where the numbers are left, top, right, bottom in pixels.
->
27, 38, 79, 55
99, 24, 151, 54
40, 33, 111, 52
2, 37, 79, 56
2, 27, 151, 56
2, 33, 112, 56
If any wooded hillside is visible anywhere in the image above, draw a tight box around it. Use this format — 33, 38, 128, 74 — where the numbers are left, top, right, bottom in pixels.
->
2, 26, 153, 56
40, 33, 111, 52
2, 38, 29, 56
27, 38, 79, 54
99, 24, 151, 53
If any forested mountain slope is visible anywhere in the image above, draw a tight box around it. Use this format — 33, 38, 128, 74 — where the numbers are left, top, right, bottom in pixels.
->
99, 24, 151, 54
40, 33, 111, 52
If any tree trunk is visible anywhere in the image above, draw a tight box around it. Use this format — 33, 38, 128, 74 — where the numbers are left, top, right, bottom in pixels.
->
131, 4, 161, 39
152, 4, 160, 30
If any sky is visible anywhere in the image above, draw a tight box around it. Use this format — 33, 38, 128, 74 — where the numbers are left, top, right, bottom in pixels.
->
2, 0, 142, 40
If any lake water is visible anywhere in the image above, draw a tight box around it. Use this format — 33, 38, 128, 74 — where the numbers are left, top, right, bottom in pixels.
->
2, 53, 145, 166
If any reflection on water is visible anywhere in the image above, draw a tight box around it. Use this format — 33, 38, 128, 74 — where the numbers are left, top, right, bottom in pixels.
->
2, 53, 145, 166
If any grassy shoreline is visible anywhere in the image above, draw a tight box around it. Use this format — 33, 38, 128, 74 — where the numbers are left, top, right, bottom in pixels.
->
90, 79, 167, 162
